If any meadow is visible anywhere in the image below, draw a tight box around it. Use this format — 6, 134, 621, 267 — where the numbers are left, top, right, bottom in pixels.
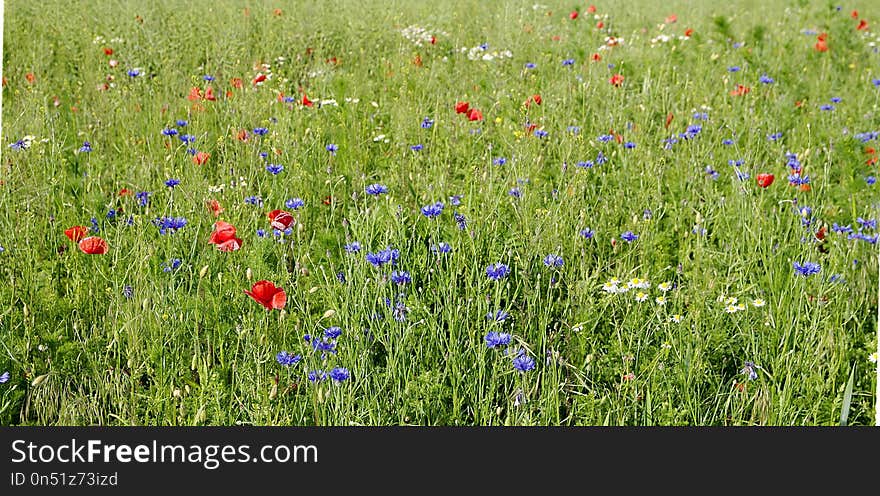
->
1, 0, 878, 426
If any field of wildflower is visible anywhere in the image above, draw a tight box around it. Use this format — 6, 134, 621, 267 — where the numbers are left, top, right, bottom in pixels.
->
1, 0, 879, 426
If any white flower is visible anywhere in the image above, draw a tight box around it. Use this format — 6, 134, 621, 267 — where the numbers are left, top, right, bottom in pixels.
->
669, 314, 683, 323
869, 352, 878, 364
752, 298, 766, 307
724, 305, 740, 313
635, 291, 648, 302
655, 296, 667, 305
601, 281, 618, 293
658, 282, 673, 292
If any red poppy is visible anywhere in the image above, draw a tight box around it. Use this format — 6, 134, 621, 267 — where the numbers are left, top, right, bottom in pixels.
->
301, 92, 314, 107
524, 94, 542, 107
609, 74, 624, 86
208, 221, 242, 252
323, 195, 332, 205
684, 28, 694, 37
206, 199, 224, 217
591, 53, 601, 62
455, 101, 470, 114
236, 129, 249, 141
466, 108, 483, 121
756, 173, 774, 188
867, 156, 878, 166
252, 73, 267, 86
569, 11, 578, 20
852, 10, 859, 19
729, 84, 750, 96
267, 209, 295, 230
78, 236, 108, 255
103, 47, 113, 56
118, 188, 133, 196
245, 280, 286, 310
430, 36, 437, 45
857, 19, 868, 31
26, 72, 36, 84
596, 21, 604, 29
665, 112, 674, 129
225, 90, 233, 99
193, 151, 210, 165
64, 226, 88, 243
815, 226, 827, 241
230, 77, 243, 89
204, 86, 216, 101
187, 87, 202, 101
665, 14, 677, 24
815, 33, 828, 52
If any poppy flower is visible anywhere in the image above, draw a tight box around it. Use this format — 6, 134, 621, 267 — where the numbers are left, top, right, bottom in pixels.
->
756, 173, 775, 188
230, 77, 243, 89
430, 36, 436, 45
591, 53, 601, 62
569, 11, 578, 20
528, 94, 542, 106
208, 221, 242, 252
64, 226, 88, 243
236, 129, 249, 141
252, 73, 267, 86
187, 87, 203, 101
455, 101, 470, 114
78, 236, 108, 255
467, 108, 483, 121
815, 226, 827, 241
301, 92, 314, 107
118, 188, 133, 196
245, 280, 286, 310
665, 112, 674, 129
587, 5, 596, 13
322, 195, 332, 205
267, 209, 295, 230
609, 74, 624, 86
815, 33, 828, 52
857, 19, 868, 31
684, 28, 694, 37
193, 151, 210, 165
596, 21, 604, 29
204, 86, 216, 101
729, 84, 750, 96
412, 54, 423, 67
666, 14, 677, 23
103, 47, 113, 56
26, 72, 36, 84
206, 199, 224, 217
852, 10, 859, 19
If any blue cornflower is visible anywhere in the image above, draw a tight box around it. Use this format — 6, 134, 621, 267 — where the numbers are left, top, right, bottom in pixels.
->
741, 361, 758, 381
793, 261, 821, 277
543, 254, 564, 267
493, 157, 507, 166
328, 367, 350, 382
819, 104, 835, 111
79, 141, 92, 153
525, 62, 536, 69
176, 120, 188, 127
179, 134, 196, 143
597, 134, 614, 143
873, 78, 880, 87
454, 212, 467, 230
767, 132, 783, 141
324, 327, 343, 340
0, 371, 9, 384
253, 127, 269, 136
203, 75, 215, 81
857, 217, 876, 230
307, 370, 326, 382
276, 351, 302, 366
832, 223, 853, 234
567, 126, 581, 134
576, 160, 594, 168
728, 159, 744, 167
448, 195, 462, 207
486, 263, 510, 281
508, 187, 522, 198
735, 168, 750, 181
285, 198, 304, 210
830, 97, 842, 103
534, 129, 548, 138
244, 195, 263, 206
344, 242, 362, 253
595, 151, 607, 164
722, 139, 734, 145
153, 216, 188, 234
620, 231, 639, 242
579, 228, 594, 239
562, 58, 575, 66
420, 202, 444, 218
336, 272, 346, 283
390, 270, 411, 285
392, 299, 409, 322
692, 112, 709, 120
326, 143, 338, 155
90, 217, 100, 233
487, 310, 510, 322
106, 209, 117, 220
127, 68, 141, 77
162, 258, 182, 272
728, 66, 741, 72
421, 117, 434, 128
788, 174, 810, 186
161, 128, 179, 137
512, 354, 536, 372
410, 144, 424, 152
866, 176, 877, 185
485, 331, 512, 348
623, 141, 636, 149
266, 163, 284, 175
431, 242, 452, 254
165, 178, 180, 188
122, 285, 134, 299
256, 229, 266, 238
760, 74, 774, 84
366, 247, 399, 267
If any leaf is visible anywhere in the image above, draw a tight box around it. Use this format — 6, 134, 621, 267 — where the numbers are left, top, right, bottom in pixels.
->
839, 363, 855, 426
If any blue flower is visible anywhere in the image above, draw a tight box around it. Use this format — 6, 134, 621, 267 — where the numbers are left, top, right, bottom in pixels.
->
485, 331, 511, 348
767, 132, 783, 141
328, 367, 350, 382
266, 163, 284, 175
326, 143, 338, 155
421, 117, 434, 128
534, 129, 548, 138
486, 310, 510, 322
324, 327, 343, 340
153, 216, 188, 234
562, 58, 575, 66
285, 198, 304, 210
431, 242, 452, 254
486, 263, 510, 281
179, 134, 196, 143
595, 151, 607, 164
122, 285, 134, 299
512, 354, 536, 372
525, 62, 536, 69
508, 187, 522, 198
410, 144, 424, 152
79, 141, 92, 153
244, 195, 263, 206
576, 160, 594, 168
493, 157, 507, 166
449, 195, 463, 206
0, 371, 9, 384
597, 134, 614, 142
127, 68, 141, 77
276, 351, 302, 366
253, 127, 269, 136
727, 66, 741, 72
623, 141, 636, 149
366, 247, 399, 267
203, 75, 215, 81
165, 178, 180, 188
741, 361, 758, 380
90, 217, 100, 233
819, 104, 835, 111
543, 254, 564, 267
830, 97, 842, 103
454, 213, 467, 230
162, 258, 182, 272
579, 228, 594, 239
176, 120, 188, 127
760, 74, 774, 84
692, 112, 709, 120
620, 231, 639, 242
344, 242, 362, 253
857, 217, 876, 230
567, 126, 581, 134
307, 370, 326, 382
872, 78, 880, 88
161, 128, 178, 137
420, 202, 444, 218
256, 229, 267, 238
390, 270, 411, 285
722, 139, 734, 146
793, 261, 821, 277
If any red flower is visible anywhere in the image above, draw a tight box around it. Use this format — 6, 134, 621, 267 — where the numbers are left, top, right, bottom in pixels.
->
64, 226, 88, 243
118, 188, 133, 196
684, 28, 694, 37
252, 73, 267, 86
466, 108, 483, 121
609, 74, 624, 87
78, 236, 108, 255
729, 84, 750, 96
323, 195, 332, 205
857, 19, 868, 31
187, 87, 203, 101
596, 21, 604, 29
430, 36, 436, 45
245, 280, 286, 311
25, 72, 36, 84
665, 112, 674, 129
665, 14, 677, 24
230, 77, 243, 89
206, 199, 224, 217
193, 151, 210, 165
852, 10, 859, 19
815, 33, 828, 52
301, 92, 314, 107
815, 226, 827, 241
591, 53, 602, 62
208, 221, 242, 252
267, 209, 295, 230
756, 173, 775, 188
569, 11, 578, 20
455, 101, 470, 114
103, 47, 113, 56
525, 94, 542, 107
587, 5, 596, 14
204, 86, 216, 101
236, 129, 249, 141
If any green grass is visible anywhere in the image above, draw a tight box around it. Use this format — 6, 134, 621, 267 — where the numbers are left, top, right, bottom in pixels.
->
1, 0, 878, 425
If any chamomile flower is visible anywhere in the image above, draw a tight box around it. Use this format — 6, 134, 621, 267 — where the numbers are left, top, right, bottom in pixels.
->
655, 295, 667, 305
658, 281, 673, 292
635, 291, 649, 302
627, 278, 650, 289
869, 352, 878, 364
669, 314, 683, 323
725, 304, 740, 313
601, 281, 619, 293
752, 298, 766, 307
724, 296, 738, 306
